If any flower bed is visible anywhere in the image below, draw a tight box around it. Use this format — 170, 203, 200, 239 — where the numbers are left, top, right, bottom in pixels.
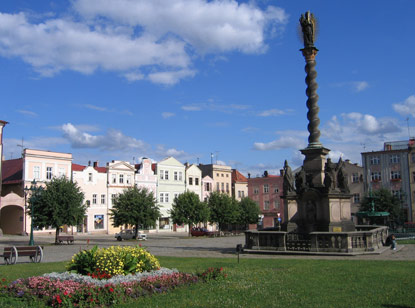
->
0, 245, 227, 307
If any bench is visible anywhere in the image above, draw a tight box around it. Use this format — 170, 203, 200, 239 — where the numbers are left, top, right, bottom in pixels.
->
57, 235, 74, 244
1, 246, 44, 265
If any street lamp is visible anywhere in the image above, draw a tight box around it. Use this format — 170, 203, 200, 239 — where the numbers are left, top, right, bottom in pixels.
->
24, 179, 37, 246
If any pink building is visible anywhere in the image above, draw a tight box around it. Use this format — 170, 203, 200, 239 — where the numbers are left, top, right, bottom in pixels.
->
247, 171, 284, 229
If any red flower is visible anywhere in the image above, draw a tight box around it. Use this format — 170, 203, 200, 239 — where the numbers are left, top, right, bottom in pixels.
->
109, 287, 114, 292
1, 278, 6, 282
64, 291, 68, 296
56, 295, 62, 304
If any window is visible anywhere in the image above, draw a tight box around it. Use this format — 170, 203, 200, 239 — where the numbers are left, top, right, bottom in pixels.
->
392, 190, 402, 200
111, 194, 116, 204
92, 194, 97, 204
264, 201, 270, 210
371, 171, 381, 182
159, 193, 164, 203
165, 193, 169, 203
254, 187, 259, 194
174, 193, 179, 200
94, 215, 104, 229
390, 154, 400, 164
174, 171, 178, 181
352, 173, 359, 183
274, 200, 280, 210
127, 175, 131, 184
86, 200, 90, 206
164, 170, 169, 180
226, 174, 229, 177
370, 156, 380, 165
101, 194, 105, 204
33, 166, 40, 180
216, 182, 220, 191
160, 170, 164, 180
221, 183, 224, 192
179, 172, 183, 181
112, 174, 116, 184
353, 194, 360, 204
59, 168, 66, 177
221, 174, 224, 177
264, 184, 269, 193
216, 173, 219, 177
88, 173, 93, 182
195, 178, 199, 185
226, 183, 229, 193
189, 177, 193, 185
119, 174, 124, 184
238, 191, 241, 198
274, 186, 279, 193
240, 191, 245, 198
391, 171, 401, 180
46, 167, 53, 180
205, 182, 211, 192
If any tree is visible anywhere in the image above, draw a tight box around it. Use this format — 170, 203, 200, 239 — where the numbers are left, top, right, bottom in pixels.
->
28, 176, 86, 244
110, 187, 160, 238
207, 192, 239, 232
360, 188, 403, 224
238, 197, 260, 229
170, 191, 209, 236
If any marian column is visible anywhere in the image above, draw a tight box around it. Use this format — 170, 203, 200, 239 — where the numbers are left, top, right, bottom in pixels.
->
298, 11, 329, 188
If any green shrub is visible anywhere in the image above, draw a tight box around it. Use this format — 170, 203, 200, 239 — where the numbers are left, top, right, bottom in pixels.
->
67, 245, 160, 277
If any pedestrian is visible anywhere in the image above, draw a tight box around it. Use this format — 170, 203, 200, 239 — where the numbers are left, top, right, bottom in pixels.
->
391, 234, 397, 250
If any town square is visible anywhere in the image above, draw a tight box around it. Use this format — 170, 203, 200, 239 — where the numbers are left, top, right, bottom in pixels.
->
1, 1, 415, 307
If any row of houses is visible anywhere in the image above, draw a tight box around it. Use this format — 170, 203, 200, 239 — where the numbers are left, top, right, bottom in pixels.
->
1, 148, 255, 235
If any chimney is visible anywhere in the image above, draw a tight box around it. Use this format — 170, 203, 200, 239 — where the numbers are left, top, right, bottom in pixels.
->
263, 171, 268, 177
248, 173, 251, 179
93, 161, 98, 168
88, 160, 91, 166
280, 169, 284, 176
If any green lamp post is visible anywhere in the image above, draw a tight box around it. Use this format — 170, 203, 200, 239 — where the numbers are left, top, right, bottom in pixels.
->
25, 179, 37, 246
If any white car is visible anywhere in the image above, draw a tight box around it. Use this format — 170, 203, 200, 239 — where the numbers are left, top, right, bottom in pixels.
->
115, 229, 147, 241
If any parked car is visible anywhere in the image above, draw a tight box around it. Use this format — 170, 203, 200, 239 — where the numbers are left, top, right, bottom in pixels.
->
115, 229, 147, 241
190, 227, 216, 237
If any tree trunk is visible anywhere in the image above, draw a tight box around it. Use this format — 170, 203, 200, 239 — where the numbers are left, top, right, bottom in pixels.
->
55, 227, 60, 244
134, 224, 139, 239
188, 223, 192, 237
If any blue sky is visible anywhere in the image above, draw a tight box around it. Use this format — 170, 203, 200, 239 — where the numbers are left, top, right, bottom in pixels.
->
1, 0, 414, 177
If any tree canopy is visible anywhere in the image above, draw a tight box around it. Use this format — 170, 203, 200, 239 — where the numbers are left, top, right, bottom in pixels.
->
170, 191, 209, 235
238, 197, 260, 228
360, 188, 403, 223
28, 176, 86, 243
207, 192, 239, 231
109, 187, 160, 238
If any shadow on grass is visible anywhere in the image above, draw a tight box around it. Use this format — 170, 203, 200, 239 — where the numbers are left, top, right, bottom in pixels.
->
382, 305, 415, 308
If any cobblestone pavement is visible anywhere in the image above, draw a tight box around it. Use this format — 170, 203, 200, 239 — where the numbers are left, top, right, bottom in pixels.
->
1, 233, 414, 265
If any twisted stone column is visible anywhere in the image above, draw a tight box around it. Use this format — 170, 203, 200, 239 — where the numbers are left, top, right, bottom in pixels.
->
301, 47, 322, 148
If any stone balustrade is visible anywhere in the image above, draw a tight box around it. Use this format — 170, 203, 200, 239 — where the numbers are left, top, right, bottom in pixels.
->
244, 225, 388, 254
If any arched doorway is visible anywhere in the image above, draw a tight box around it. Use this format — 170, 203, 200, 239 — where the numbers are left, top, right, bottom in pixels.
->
0, 205, 24, 235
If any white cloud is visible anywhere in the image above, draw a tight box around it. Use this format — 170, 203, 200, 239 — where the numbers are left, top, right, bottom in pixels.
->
17, 109, 38, 117
161, 112, 175, 119
393, 95, 415, 117
155, 145, 190, 160
61, 123, 147, 151
323, 112, 401, 142
84, 104, 107, 112
253, 136, 305, 151
353, 81, 369, 92
257, 108, 285, 117
0, 1, 288, 84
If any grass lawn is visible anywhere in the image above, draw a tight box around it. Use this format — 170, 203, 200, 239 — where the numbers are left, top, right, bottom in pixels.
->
1, 252, 415, 308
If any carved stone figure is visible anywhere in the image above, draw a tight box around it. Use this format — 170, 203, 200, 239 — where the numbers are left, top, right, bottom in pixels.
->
324, 158, 337, 191
299, 11, 315, 48
295, 167, 306, 194
336, 158, 349, 193
283, 160, 294, 194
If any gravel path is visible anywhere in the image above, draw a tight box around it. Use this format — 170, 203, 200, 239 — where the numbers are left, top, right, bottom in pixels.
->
1, 233, 414, 264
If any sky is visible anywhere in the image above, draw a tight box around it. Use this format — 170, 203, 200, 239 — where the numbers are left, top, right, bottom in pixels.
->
1, 0, 414, 177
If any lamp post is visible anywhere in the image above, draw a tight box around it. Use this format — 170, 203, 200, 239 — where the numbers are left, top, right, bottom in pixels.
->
25, 179, 37, 246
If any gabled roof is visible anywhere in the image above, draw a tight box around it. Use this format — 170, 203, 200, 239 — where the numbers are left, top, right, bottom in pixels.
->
135, 163, 157, 173
2, 158, 23, 185
232, 169, 248, 183
72, 163, 106, 173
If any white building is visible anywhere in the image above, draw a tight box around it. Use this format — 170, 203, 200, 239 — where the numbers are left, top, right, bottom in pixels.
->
185, 163, 202, 200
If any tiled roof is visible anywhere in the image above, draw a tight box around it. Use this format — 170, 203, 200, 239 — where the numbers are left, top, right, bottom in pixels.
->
72, 163, 106, 173
72, 163, 86, 172
2, 158, 23, 184
232, 169, 248, 183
